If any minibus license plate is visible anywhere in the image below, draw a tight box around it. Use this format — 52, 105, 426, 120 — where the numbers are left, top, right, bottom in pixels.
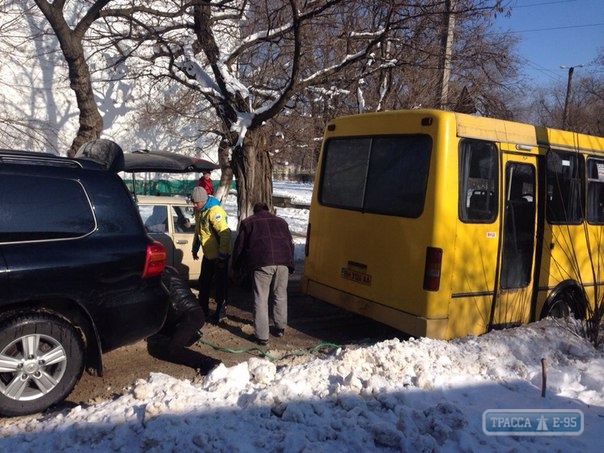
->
341, 268, 372, 285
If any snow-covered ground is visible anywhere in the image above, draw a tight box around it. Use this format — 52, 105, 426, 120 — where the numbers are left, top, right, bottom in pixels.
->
1, 182, 602, 452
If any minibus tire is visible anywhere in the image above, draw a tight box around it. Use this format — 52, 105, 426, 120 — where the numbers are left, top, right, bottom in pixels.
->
540, 283, 586, 320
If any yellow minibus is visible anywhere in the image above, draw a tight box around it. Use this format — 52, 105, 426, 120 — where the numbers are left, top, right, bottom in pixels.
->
301, 109, 604, 339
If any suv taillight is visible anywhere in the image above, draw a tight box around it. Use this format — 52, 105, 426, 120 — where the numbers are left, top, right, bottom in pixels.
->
142, 241, 167, 278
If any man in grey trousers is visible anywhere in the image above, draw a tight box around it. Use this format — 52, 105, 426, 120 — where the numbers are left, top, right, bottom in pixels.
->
232, 202, 295, 345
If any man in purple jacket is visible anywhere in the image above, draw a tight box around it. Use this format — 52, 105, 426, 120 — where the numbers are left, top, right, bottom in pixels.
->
232, 202, 295, 345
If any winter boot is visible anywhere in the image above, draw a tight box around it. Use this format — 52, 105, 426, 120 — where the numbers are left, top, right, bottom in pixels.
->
199, 299, 210, 319
210, 302, 227, 324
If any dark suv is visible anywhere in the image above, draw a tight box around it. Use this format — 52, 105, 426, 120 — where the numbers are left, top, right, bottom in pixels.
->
0, 140, 169, 417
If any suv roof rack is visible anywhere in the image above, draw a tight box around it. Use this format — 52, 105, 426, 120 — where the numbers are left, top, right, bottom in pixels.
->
0, 150, 83, 168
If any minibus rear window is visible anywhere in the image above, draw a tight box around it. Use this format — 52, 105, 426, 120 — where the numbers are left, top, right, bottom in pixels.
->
319, 135, 432, 217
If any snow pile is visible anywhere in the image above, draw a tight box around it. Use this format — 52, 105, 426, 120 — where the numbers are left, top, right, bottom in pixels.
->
1, 318, 602, 452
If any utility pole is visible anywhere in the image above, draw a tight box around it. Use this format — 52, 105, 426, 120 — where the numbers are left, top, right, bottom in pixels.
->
437, 0, 456, 110
560, 64, 583, 130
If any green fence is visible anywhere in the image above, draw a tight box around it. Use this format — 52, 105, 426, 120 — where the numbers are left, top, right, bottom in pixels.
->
121, 178, 238, 196
123, 178, 201, 196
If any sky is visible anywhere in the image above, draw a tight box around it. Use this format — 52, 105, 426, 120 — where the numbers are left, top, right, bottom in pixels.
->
0, 181, 603, 452
493, 0, 604, 86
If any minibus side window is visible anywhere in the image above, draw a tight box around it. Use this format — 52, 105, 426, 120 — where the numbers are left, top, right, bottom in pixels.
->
458, 139, 498, 223
319, 135, 432, 217
546, 150, 584, 224
587, 158, 604, 224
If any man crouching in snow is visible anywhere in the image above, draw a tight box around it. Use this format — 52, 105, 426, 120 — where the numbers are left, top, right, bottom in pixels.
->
147, 266, 220, 375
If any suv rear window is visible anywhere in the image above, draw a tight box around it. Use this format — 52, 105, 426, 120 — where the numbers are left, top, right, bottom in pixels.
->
0, 175, 95, 242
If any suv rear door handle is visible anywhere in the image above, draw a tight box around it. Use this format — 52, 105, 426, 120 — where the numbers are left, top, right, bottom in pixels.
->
176, 239, 189, 244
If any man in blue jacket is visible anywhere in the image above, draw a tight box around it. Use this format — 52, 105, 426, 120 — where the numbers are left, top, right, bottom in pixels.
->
191, 186, 232, 324
232, 202, 294, 345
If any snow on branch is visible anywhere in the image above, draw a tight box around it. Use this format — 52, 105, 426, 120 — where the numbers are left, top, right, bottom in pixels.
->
349, 29, 387, 39
300, 48, 368, 85
217, 62, 250, 101
231, 111, 253, 149
177, 57, 222, 98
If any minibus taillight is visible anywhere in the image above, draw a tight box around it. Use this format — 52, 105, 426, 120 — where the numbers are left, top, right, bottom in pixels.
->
142, 241, 167, 278
305, 223, 311, 257
423, 247, 443, 291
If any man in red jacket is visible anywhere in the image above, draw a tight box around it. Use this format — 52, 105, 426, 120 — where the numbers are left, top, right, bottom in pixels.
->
232, 202, 294, 345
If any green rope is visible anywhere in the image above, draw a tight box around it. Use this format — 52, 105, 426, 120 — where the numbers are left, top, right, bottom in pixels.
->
196, 336, 342, 361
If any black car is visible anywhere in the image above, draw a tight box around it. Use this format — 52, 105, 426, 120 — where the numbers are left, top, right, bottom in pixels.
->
0, 140, 169, 417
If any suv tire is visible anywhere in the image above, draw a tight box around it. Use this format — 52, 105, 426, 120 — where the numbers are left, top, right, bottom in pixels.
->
0, 313, 85, 417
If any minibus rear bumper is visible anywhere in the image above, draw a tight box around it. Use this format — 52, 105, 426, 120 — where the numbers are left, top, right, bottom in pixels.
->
300, 276, 449, 339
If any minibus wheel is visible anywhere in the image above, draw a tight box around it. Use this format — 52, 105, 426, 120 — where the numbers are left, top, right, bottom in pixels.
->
540, 282, 586, 320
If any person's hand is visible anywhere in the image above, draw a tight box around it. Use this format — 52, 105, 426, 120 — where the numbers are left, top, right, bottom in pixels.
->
192, 252, 199, 260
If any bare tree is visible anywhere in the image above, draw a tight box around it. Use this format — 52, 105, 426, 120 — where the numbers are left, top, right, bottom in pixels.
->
96, 0, 397, 218
528, 67, 604, 136
33, 0, 114, 156
99, 1, 513, 218
349, 0, 519, 116
260, 0, 519, 172
13, 1, 515, 214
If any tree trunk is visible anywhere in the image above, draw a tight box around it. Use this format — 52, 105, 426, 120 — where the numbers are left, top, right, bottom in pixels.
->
231, 128, 273, 222
66, 51, 104, 156
33, 0, 104, 157
215, 138, 234, 203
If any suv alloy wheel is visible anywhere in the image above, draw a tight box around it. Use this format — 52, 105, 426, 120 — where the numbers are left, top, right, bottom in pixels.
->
0, 313, 85, 416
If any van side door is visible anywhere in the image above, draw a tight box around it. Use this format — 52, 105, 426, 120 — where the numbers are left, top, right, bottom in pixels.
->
491, 156, 539, 328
